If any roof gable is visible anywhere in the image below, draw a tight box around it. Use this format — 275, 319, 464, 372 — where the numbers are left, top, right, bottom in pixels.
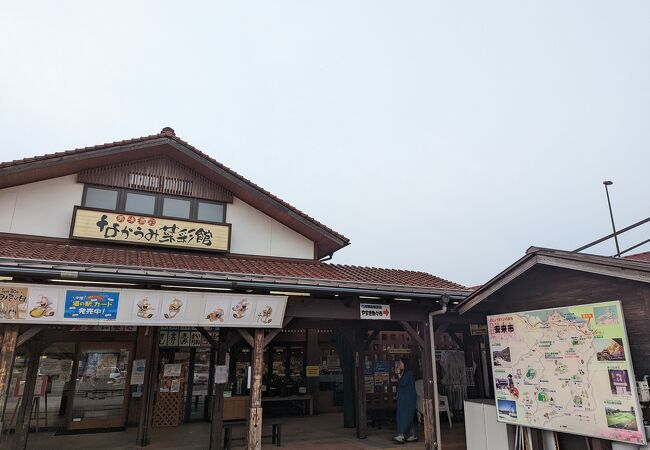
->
0, 128, 349, 258
459, 247, 650, 314
78, 156, 233, 203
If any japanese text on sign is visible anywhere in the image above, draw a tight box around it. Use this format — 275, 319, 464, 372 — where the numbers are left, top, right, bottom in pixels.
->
360, 303, 391, 320
64, 290, 119, 320
70, 207, 230, 252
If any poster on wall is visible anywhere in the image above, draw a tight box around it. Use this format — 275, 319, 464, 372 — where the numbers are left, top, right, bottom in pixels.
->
487, 301, 646, 445
64, 291, 119, 320
0, 283, 287, 328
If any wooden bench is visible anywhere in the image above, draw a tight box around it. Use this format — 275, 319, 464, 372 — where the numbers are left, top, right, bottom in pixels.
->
223, 420, 282, 449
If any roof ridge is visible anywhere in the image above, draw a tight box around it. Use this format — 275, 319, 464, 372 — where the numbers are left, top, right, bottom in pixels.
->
0, 129, 350, 251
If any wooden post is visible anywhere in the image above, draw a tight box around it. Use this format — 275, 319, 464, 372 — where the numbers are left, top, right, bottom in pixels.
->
529, 428, 544, 450
421, 321, 438, 450
209, 331, 228, 450
355, 343, 368, 439
0, 324, 19, 438
246, 329, 264, 450
136, 327, 160, 447
306, 329, 320, 412
184, 347, 197, 422
11, 340, 41, 450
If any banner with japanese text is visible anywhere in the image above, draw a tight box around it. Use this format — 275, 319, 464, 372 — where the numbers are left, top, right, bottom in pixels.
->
0, 283, 287, 328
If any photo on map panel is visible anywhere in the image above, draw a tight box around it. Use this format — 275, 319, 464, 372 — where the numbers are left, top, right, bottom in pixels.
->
609, 369, 632, 396
497, 399, 517, 420
595, 338, 626, 361
492, 347, 511, 367
605, 406, 638, 431
594, 305, 619, 326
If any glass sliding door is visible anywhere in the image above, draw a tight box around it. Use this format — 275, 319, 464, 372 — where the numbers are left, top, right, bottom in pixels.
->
67, 342, 133, 430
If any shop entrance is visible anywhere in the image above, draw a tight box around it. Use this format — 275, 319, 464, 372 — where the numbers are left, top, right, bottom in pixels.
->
157, 347, 213, 423
66, 342, 133, 430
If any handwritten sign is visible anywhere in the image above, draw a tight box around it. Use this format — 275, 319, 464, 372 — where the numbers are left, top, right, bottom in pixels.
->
0, 286, 28, 320
70, 207, 230, 252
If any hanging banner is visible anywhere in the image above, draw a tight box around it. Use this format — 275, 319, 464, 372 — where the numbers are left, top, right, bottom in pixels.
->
0, 283, 287, 328
70, 207, 231, 253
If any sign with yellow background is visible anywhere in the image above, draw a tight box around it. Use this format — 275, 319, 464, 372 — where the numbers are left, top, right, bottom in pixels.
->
70, 207, 230, 252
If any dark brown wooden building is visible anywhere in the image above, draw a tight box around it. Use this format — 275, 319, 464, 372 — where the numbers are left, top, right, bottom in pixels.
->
459, 246, 650, 450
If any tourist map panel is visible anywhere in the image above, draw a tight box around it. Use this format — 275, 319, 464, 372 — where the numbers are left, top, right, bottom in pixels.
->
488, 301, 646, 445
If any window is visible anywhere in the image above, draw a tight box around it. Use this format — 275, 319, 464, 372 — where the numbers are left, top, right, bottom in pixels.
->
125, 192, 156, 215
82, 185, 226, 223
197, 201, 225, 223
84, 187, 118, 210
162, 197, 191, 219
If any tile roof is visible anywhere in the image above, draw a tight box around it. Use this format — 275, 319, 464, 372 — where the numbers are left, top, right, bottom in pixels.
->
0, 128, 349, 246
0, 235, 467, 293
624, 251, 650, 263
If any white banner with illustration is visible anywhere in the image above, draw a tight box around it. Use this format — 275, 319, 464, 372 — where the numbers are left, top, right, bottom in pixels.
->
0, 283, 287, 328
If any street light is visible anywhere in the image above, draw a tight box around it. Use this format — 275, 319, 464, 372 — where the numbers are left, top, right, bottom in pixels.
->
603, 181, 621, 257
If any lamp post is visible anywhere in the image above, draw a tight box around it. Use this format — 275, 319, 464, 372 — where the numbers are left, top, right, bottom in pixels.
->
603, 181, 621, 257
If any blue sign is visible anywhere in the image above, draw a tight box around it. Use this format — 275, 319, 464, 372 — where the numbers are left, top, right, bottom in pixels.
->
374, 361, 389, 373
64, 290, 119, 320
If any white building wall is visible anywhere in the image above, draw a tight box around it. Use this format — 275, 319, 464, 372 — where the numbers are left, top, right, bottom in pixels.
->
0, 177, 316, 260
0, 175, 83, 238
226, 197, 314, 259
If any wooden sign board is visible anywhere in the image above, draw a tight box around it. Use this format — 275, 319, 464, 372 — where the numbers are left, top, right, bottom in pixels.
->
70, 206, 230, 252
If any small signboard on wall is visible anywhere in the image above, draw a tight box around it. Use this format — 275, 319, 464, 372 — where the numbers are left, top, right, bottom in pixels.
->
360, 303, 391, 320
306, 366, 320, 377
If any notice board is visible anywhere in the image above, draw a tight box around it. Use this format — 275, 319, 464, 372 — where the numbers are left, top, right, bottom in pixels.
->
487, 301, 646, 445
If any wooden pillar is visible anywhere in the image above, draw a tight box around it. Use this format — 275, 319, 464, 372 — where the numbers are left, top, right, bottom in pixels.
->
136, 327, 160, 447
529, 428, 544, 450
184, 347, 197, 422
209, 331, 228, 450
129, 327, 154, 426
206, 347, 216, 419
355, 342, 367, 439
11, 340, 42, 450
421, 321, 438, 450
306, 329, 320, 412
246, 329, 264, 450
0, 324, 18, 437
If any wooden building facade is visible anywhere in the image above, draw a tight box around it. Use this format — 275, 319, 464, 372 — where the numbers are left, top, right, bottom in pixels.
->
459, 246, 650, 450
0, 129, 473, 450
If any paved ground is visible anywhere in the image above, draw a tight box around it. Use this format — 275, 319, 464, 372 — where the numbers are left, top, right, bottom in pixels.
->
26, 413, 467, 450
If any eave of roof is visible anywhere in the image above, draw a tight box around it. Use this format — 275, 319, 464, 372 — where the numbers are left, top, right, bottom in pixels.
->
0, 234, 469, 298
0, 128, 349, 258
458, 246, 650, 314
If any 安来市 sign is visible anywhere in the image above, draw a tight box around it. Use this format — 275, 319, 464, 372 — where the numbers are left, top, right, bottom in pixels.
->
0, 283, 287, 328
487, 301, 646, 446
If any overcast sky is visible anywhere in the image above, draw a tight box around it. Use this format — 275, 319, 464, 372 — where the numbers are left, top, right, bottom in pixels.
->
1, 2, 649, 287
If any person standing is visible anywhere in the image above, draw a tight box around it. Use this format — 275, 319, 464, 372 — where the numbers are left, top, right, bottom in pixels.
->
394, 357, 418, 443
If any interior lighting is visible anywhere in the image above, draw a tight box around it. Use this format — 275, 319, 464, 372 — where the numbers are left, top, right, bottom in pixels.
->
160, 285, 233, 291
48, 279, 138, 286
269, 291, 310, 297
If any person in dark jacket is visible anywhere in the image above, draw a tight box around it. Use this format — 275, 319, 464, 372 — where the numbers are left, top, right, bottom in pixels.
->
394, 357, 418, 443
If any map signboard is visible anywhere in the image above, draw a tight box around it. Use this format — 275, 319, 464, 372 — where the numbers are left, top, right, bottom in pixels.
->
487, 301, 646, 445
